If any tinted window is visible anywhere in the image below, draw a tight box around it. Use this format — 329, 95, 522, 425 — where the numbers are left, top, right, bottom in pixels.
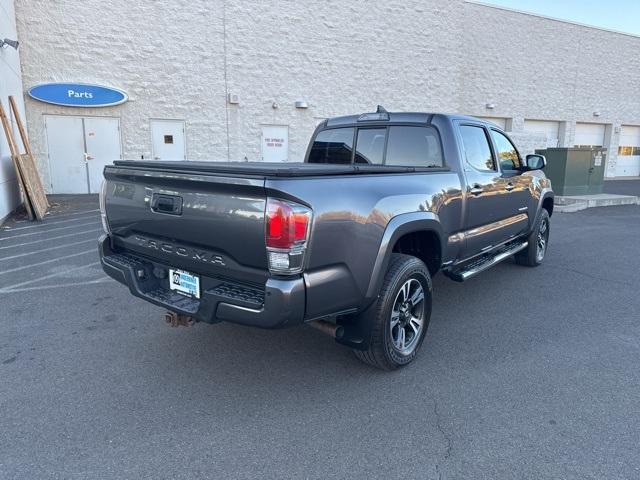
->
355, 128, 386, 164
459, 125, 495, 171
307, 128, 354, 164
491, 130, 522, 170
386, 126, 443, 167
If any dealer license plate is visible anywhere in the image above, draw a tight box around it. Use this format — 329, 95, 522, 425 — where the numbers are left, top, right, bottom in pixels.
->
169, 269, 200, 299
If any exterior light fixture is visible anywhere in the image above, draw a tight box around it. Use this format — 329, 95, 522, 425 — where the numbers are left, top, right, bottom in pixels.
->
485, 103, 495, 110
0, 38, 19, 50
593, 111, 601, 117
295, 100, 308, 109
227, 93, 239, 104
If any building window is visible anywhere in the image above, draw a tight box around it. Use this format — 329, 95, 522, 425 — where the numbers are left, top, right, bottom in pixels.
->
618, 146, 640, 156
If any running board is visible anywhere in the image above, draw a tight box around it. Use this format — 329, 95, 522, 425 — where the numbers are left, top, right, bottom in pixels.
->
445, 241, 528, 282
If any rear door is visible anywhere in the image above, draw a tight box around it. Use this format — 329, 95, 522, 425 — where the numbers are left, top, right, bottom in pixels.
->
151, 119, 186, 160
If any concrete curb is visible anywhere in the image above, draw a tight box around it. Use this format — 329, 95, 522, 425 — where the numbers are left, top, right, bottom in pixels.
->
555, 194, 640, 213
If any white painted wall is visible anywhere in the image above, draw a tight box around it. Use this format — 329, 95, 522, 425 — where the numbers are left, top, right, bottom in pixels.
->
0, 0, 25, 221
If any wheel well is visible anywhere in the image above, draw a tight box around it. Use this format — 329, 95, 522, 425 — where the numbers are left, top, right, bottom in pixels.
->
392, 230, 441, 275
542, 197, 554, 216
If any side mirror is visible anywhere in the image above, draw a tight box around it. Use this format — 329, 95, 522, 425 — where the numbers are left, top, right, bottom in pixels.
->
525, 154, 546, 170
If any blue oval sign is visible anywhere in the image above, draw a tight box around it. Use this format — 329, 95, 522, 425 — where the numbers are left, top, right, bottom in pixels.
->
28, 83, 128, 107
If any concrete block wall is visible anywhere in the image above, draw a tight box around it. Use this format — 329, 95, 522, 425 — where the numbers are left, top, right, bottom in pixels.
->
0, 0, 25, 221
460, 1, 640, 175
15, 0, 228, 192
10, 0, 640, 190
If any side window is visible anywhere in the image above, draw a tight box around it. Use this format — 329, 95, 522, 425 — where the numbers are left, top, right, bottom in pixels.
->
459, 125, 496, 171
307, 128, 354, 164
386, 126, 444, 167
490, 130, 522, 170
355, 128, 386, 164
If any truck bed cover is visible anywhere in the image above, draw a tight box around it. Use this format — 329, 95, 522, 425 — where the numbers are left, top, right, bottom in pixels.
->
111, 160, 441, 177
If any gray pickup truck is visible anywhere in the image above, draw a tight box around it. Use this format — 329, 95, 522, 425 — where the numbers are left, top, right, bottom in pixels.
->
99, 109, 554, 370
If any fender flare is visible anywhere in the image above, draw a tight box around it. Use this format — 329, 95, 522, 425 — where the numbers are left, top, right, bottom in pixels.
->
533, 189, 555, 228
364, 212, 445, 300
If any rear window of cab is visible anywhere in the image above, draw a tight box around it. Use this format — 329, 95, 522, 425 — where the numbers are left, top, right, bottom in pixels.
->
308, 126, 444, 168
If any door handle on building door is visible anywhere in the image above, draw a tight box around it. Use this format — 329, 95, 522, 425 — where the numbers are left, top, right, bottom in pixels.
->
83, 152, 94, 162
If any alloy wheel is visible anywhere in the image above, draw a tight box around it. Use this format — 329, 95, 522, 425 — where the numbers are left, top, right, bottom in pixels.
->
536, 217, 549, 262
389, 278, 425, 355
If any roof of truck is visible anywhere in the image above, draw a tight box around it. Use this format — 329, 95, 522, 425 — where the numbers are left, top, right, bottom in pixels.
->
324, 112, 491, 127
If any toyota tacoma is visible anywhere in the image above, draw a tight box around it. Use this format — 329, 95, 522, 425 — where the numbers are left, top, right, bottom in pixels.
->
99, 108, 554, 370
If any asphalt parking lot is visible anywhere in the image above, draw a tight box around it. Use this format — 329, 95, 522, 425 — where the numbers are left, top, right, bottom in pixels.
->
1, 195, 639, 480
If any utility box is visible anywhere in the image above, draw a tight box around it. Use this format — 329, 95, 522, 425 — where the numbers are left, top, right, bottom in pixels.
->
535, 148, 606, 196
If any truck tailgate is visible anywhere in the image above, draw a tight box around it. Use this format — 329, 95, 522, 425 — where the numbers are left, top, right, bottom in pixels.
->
103, 164, 268, 285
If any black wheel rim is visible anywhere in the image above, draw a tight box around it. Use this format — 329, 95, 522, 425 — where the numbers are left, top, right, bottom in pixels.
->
389, 278, 425, 355
536, 217, 549, 262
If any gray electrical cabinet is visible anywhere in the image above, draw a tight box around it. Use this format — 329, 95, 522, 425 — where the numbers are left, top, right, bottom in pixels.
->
535, 148, 606, 196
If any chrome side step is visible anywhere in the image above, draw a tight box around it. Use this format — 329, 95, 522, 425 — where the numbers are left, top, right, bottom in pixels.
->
445, 241, 528, 282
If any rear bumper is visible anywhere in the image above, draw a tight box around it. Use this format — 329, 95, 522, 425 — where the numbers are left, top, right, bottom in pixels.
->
98, 235, 305, 328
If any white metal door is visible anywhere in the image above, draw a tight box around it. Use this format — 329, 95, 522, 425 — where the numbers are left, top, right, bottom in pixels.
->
45, 116, 86, 194
151, 120, 186, 160
524, 120, 560, 148
616, 125, 640, 177
261, 125, 289, 162
575, 123, 606, 148
84, 117, 122, 193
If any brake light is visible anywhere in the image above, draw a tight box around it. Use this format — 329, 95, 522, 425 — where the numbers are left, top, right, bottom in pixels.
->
265, 198, 312, 274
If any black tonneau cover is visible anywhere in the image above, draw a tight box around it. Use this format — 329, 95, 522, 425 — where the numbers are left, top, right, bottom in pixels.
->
112, 161, 443, 177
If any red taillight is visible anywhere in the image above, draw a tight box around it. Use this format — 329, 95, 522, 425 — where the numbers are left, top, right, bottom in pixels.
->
266, 198, 311, 249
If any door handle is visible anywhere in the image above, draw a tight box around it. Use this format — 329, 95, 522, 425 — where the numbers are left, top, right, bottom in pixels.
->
83, 153, 94, 162
505, 183, 515, 191
151, 193, 183, 215
469, 185, 484, 196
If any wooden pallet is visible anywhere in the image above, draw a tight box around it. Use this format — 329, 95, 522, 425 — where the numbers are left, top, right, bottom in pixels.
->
0, 97, 49, 220
0, 101, 34, 219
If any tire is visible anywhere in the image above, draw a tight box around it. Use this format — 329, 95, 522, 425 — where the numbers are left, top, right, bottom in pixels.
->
354, 254, 432, 370
515, 208, 550, 267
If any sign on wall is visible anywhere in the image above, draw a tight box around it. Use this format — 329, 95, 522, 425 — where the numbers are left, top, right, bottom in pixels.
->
261, 125, 289, 162
28, 83, 128, 107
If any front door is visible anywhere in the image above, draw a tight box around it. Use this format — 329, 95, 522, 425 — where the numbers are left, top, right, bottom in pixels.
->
45, 115, 122, 194
457, 123, 525, 259
151, 119, 186, 160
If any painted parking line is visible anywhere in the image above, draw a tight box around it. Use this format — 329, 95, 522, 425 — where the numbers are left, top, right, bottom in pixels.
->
2, 213, 100, 231
43, 208, 99, 219
0, 276, 111, 294
0, 262, 101, 292
0, 228, 102, 250
0, 221, 100, 241
0, 238, 96, 262
0, 249, 97, 275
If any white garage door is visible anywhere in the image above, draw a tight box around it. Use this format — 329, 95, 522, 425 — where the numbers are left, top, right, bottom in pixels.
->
524, 120, 560, 148
574, 123, 606, 148
478, 117, 507, 130
616, 125, 640, 177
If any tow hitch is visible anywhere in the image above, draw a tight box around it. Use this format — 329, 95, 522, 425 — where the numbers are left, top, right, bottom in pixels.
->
164, 311, 195, 327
